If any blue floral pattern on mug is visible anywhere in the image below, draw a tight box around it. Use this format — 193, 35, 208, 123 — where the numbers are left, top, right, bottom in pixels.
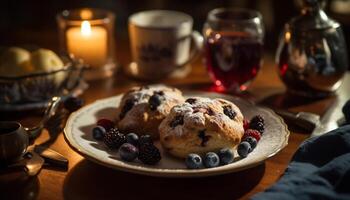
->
138, 44, 173, 62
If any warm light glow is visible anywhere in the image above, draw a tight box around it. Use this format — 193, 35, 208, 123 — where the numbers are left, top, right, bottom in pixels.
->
80, 9, 93, 19
285, 31, 291, 42
81, 21, 91, 36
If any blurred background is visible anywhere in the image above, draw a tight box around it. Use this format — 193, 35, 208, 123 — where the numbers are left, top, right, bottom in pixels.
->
0, 0, 349, 60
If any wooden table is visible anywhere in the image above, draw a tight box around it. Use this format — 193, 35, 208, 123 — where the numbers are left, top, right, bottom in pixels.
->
1, 43, 347, 200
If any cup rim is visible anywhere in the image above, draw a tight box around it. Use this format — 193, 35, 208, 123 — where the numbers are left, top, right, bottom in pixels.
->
128, 10, 193, 30
0, 121, 22, 136
207, 8, 262, 24
56, 8, 115, 26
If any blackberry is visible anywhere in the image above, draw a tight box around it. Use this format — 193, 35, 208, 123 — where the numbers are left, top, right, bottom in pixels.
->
169, 115, 184, 128
139, 135, 153, 147
120, 99, 136, 119
223, 105, 236, 120
250, 115, 264, 126
149, 94, 164, 110
103, 128, 126, 149
138, 143, 161, 165
249, 121, 265, 134
185, 98, 197, 104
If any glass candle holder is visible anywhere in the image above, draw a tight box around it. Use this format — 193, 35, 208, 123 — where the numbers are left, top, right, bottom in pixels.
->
57, 8, 116, 80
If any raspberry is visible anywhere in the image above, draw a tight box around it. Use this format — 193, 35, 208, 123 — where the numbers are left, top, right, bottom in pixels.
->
243, 129, 261, 142
138, 143, 161, 165
243, 119, 250, 130
97, 118, 115, 131
103, 128, 126, 149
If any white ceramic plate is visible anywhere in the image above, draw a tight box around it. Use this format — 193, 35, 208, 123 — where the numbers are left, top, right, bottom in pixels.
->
64, 91, 289, 177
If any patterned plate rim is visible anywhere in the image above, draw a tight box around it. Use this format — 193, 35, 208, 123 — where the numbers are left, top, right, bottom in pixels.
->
64, 91, 290, 177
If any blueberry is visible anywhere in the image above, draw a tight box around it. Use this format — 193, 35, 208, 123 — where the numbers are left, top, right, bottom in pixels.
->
223, 105, 236, 120
244, 136, 257, 150
120, 98, 136, 119
185, 154, 203, 169
92, 126, 106, 140
204, 152, 220, 168
218, 148, 234, 165
119, 143, 139, 162
126, 133, 139, 146
149, 94, 163, 110
237, 142, 252, 158
185, 98, 197, 104
198, 130, 211, 147
169, 115, 184, 128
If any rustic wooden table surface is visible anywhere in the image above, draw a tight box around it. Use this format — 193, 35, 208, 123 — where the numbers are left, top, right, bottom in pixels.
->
0, 38, 348, 200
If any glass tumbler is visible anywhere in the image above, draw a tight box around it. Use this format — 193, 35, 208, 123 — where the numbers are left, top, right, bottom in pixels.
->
203, 8, 264, 93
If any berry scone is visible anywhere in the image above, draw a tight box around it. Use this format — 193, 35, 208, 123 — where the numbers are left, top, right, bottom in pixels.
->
116, 85, 185, 139
159, 97, 244, 158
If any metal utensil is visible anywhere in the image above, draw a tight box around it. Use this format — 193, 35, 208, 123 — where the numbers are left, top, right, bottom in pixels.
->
32, 145, 68, 169
311, 97, 345, 137
25, 96, 62, 139
311, 74, 350, 137
249, 97, 321, 132
2, 150, 45, 177
274, 109, 320, 132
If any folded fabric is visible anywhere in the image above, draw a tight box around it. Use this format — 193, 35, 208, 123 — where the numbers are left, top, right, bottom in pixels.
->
251, 125, 350, 200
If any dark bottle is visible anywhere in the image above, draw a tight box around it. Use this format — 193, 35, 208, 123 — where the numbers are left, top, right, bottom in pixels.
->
276, 0, 348, 98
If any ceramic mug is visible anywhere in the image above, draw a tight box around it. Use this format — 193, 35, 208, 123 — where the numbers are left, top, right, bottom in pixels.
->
128, 10, 203, 80
0, 121, 29, 164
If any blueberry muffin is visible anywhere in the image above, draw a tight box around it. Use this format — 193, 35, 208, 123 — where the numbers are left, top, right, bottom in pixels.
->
116, 85, 185, 139
159, 97, 244, 158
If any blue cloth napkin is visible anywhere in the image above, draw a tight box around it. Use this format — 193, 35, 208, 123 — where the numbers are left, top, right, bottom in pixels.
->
252, 125, 350, 200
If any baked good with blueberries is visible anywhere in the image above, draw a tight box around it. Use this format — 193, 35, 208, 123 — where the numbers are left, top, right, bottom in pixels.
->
115, 85, 185, 139
159, 97, 244, 158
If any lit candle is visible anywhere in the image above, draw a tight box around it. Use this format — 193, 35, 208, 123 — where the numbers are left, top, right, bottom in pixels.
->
66, 20, 107, 67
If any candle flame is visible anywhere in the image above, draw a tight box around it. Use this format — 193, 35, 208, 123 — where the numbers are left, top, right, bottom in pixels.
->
81, 21, 91, 36
285, 31, 291, 42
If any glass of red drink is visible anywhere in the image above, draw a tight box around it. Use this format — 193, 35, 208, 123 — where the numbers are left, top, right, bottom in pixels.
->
203, 8, 264, 93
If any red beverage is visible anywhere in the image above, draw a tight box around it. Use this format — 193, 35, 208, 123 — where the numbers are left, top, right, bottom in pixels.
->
205, 31, 263, 92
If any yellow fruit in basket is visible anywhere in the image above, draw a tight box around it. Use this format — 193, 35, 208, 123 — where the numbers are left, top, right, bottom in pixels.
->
30, 48, 66, 85
0, 47, 33, 77
30, 49, 64, 72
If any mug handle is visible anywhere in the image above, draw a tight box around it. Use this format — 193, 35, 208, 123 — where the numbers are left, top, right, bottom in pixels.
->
177, 31, 204, 67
